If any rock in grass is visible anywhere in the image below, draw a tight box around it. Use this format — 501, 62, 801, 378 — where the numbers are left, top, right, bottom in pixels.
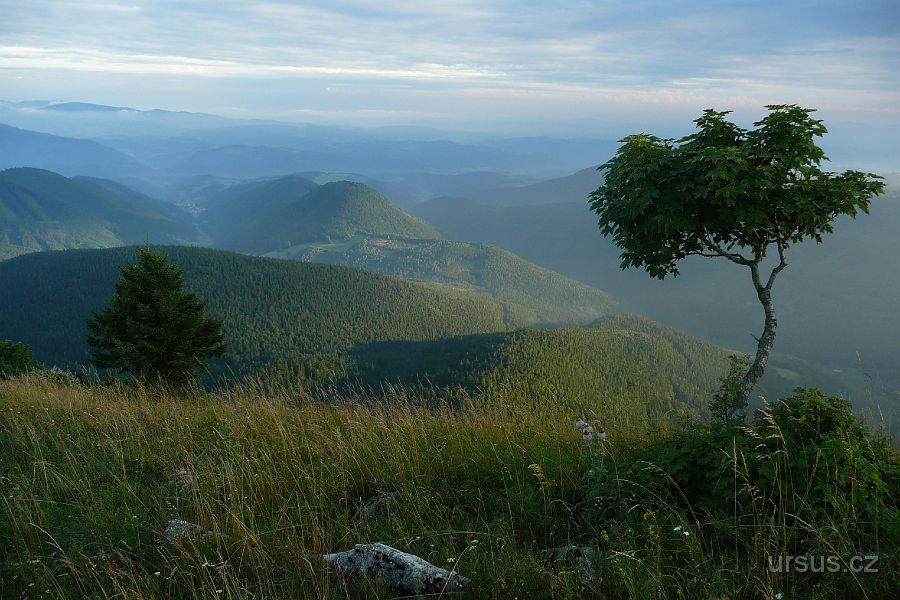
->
547, 545, 598, 587
320, 543, 471, 594
351, 490, 401, 524
162, 520, 213, 545
171, 468, 194, 488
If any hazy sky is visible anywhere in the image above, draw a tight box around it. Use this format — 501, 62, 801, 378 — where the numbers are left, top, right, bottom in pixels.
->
1, 0, 898, 133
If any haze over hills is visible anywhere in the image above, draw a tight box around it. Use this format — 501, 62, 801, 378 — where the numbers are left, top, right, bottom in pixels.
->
0, 102, 614, 184
226, 181, 443, 253
0, 167, 614, 328
416, 175, 900, 396
0, 123, 150, 178
199, 174, 319, 242
1, 101, 896, 410
207, 177, 613, 327
463, 166, 605, 207
0, 168, 206, 259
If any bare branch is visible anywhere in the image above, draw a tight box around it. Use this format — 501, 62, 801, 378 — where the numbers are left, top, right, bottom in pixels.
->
765, 236, 788, 291
701, 236, 754, 266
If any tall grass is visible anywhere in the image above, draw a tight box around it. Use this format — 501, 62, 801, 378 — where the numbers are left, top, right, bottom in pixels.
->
1, 376, 896, 599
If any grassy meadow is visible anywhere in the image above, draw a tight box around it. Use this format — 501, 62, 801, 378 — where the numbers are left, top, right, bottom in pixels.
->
1, 375, 897, 599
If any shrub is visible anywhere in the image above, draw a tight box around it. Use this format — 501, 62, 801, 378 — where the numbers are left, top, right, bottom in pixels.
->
0, 340, 33, 378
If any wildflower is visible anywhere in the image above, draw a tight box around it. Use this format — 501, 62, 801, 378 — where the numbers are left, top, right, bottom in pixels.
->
154, 571, 161, 576
673, 525, 682, 532
575, 418, 587, 431
447, 557, 455, 564
600, 530, 609, 541
683, 530, 690, 536
581, 425, 594, 441
596, 428, 607, 441
774, 594, 783, 600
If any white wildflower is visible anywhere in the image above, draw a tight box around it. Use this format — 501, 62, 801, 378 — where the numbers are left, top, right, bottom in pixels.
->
673, 526, 682, 532
774, 593, 783, 600
447, 557, 455, 563
581, 425, 594, 441
575, 419, 587, 431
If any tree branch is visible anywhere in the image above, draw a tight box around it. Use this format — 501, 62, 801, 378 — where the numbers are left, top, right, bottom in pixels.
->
764, 232, 788, 291
700, 237, 754, 266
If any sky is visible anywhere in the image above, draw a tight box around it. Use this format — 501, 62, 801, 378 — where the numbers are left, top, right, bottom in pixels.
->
1, 0, 898, 135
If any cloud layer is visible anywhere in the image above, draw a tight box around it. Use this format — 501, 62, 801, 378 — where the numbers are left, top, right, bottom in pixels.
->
1, 0, 898, 132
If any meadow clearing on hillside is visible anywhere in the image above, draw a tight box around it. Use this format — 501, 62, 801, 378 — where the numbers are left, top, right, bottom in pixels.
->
1, 376, 897, 599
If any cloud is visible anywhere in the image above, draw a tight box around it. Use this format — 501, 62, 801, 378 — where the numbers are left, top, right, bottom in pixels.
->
0, 0, 897, 129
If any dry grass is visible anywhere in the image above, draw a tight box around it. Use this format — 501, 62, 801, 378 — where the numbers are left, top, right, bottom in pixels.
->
1, 376, 896, 599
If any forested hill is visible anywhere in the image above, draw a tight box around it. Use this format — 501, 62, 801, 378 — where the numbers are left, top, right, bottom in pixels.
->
199, 174, 318, 243
0, 167, 205, 259
269, 237, 615, 328
226, 180, 443, 253
0, 246, 507, 383
1, 246, 884, 421
211, 178, 613, 327
351, 314, 887, 422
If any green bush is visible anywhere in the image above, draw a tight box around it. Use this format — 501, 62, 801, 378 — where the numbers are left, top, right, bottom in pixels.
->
0, 340, 33, 378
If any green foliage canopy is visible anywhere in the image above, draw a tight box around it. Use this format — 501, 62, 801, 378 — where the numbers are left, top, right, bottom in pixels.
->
589, 105, 884, 279
86, 247, 226, 386
0, 340, 33, 378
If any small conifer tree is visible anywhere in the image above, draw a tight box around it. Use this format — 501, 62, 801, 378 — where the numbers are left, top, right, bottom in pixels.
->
87, 247, 226, 386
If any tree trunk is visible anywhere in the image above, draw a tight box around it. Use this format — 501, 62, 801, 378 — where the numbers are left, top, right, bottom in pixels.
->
739, 262, 778, 405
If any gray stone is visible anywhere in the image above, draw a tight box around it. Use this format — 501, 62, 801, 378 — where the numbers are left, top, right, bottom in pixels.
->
351, 490, 401, 524
547, 545, 598, 587
162, 519, 213, 545
320, 543, 471, 594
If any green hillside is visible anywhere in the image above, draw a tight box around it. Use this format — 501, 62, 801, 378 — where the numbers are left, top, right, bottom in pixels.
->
0, 168, 205, 259
0, 246, 507, 383
221, 179, 611, 327
351, 313, 883, 422
199, 174, 318, 242
268, 237, 614, 327
1, 246, 889, 427
227, 181, 443, 253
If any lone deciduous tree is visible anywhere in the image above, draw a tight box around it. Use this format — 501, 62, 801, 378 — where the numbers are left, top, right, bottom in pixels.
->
87, 247, 226, 387
589, 105, 884, 408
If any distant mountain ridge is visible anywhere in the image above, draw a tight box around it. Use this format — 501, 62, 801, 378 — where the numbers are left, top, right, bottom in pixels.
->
0, 123, 150, 178
212, 176, 613, 327
226, 181, 443, 253
415, 169, 900, 402
0, 167, 205, 259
